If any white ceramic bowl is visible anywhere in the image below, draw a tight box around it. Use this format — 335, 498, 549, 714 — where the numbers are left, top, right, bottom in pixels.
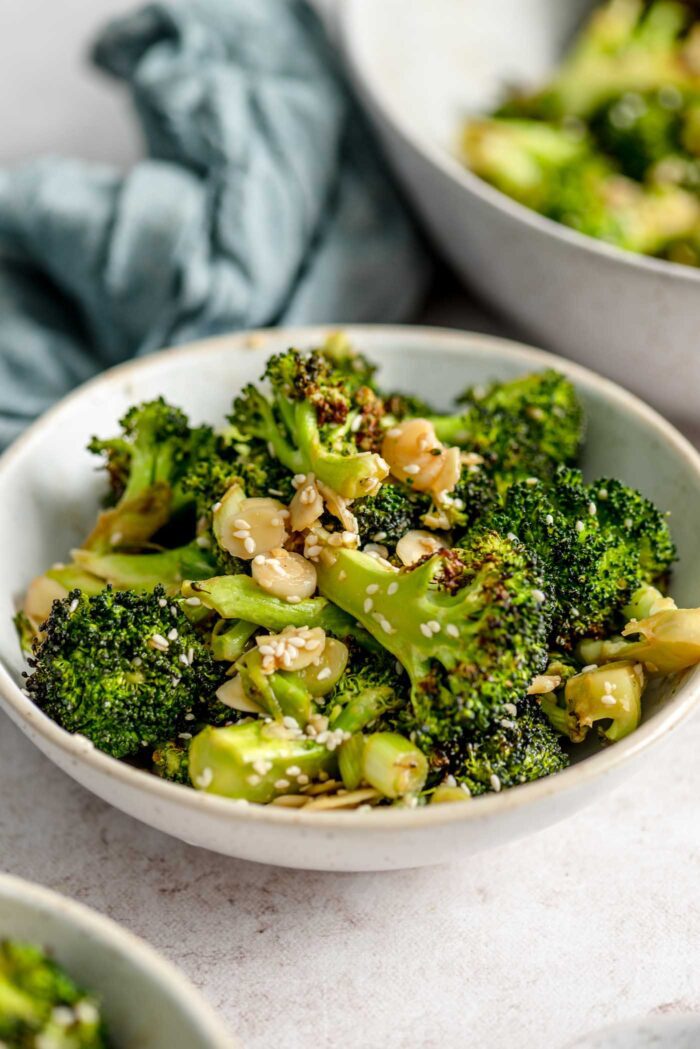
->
1, 325, 699, 872
0, 873, 233, 1048
339, 0, 700, 428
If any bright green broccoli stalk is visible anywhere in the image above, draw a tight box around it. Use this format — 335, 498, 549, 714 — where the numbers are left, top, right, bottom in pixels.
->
73, 540, 217, 592
455, 699, 569, 795
498, 0, 697, 120
188, 720, 337, 803
429, 370, 584, 494
540, 659, 645, 742
316, 530, 551, 764
85, 398, 210, 552
486, 468, 676, 647
23, 585, 224, 758
230, 347, 389, 499
0, 939, 109, 1047
181, 574, 366, 642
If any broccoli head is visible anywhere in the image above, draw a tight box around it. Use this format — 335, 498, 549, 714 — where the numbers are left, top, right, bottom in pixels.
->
455, 699, 569, 795
24, 585, 224, 758
0, 939, 108, 1047
86, 398, 211, 553
353, 482, 429, 546
590, 87, 687, 181
230, 346, 388, 499
316, 530, 551, 766
430, 369, 584, 494
487, 468, 676, 646
153, 738, 191, 784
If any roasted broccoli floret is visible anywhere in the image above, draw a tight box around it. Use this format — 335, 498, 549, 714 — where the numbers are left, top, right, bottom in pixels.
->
463, 117, 700, 254
500, 0, 697, 121
316, 530, 551, 765
0, 939, 108, 1048
231, 346, 388, 499
455, 699, 569, 795
24, 585, 224, 758
353, 483, 429, 546
590, 87, 688, 180
430, 369, 584, 493
487, 468, 676, 646
85, 398, 208, 552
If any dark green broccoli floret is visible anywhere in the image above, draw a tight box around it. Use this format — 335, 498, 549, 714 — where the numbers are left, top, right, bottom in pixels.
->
486, 467, 676, 646
430, 369, 584, 494
24, 585, 224, 758
0, 939, 108, 1047
231, 346, 388, 499
455, 699, 569, 795
86, 398, 210, 553
353, 483, 429, 546
590, 87, 687, 181
327, 644, 406, 731
317, 530, 551, 766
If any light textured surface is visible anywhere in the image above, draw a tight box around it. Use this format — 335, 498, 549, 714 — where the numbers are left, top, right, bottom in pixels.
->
2, 2, 700, 1047
1, 698, 700, 1049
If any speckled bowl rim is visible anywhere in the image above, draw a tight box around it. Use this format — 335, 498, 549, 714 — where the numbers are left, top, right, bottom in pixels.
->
1, 324, 700, 832
0, 872, 234, 1047
338, 1, 700, 285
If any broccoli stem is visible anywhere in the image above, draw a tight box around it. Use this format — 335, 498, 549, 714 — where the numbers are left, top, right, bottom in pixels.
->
330, 686, 399, 733
73, 542, 215, 589
211, 619, 258, 661
361, 732, 428, 799
182, 575, 359, 637
338, 733, 366, 790
188, 721, 336, 803
623, 583, 677, 621
430, 784, 471, 805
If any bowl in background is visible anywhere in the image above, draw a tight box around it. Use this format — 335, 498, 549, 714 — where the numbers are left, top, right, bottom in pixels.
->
0, 873, 233, 1048
339, 0, 700, 429
1, 325, 699, 871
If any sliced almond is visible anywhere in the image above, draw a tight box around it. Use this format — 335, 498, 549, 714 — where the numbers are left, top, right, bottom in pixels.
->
213, 487, 288, 560
289, 474, 324, 532
432, 445, 461, 497
252, 549, 317, 601
396, 529, 445, 566
216, 674, 265, 713
527, 674, 562, 696
24, 574, 69, 625
316, 480, 358, 533
303, 788, 381, 811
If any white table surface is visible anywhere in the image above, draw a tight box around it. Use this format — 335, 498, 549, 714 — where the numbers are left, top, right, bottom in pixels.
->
2, 4, 700, 1048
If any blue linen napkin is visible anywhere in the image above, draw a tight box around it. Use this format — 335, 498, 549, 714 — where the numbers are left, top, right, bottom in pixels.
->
0, 0, 431, 449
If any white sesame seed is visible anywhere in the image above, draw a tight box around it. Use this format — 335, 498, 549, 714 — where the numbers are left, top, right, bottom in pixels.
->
404, 464, 420, 475
247, 774, 261, 786
545, 514, 554, 526
503, 703, 517, 715
244, 536, 256, 554
286, 766, 301, 776
388, 582, 399, 596
212, 501, 222, 512
286, 595, 302, 604
525, 477, 539, 486
420, 623, 433, 638
185, 596, 202, 607
68, 598, 79, 614
624, 517, 633, 529
350, 414, 363, 432
233, 529, 250, 540
275, 779, 290, 790
366, 584, 379, 595
195, 767, 213, 788
150, 633, 169, 649
446, 624, 459, 638
532, 589, 546, 604
317, 667, 332, 681
386, 427, 401, 438
601, 694, 616, 706
158, 597, 168, 607
178, 732, 192, 740
575, 520, 585, 532
364, 598, 374, 613
179, 653, 189, 666
185, 712, 195, 721
297, 773, 309, 785
428, 620, 440, 633
490, 773, 502, 792
588, 502, 597, 516
167, 627, 178, 641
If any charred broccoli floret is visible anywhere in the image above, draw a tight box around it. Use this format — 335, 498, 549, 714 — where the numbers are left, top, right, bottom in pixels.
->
0, 939, 108, 1048
85, 398, 209, 552
316, 530, 551, 765
24, 585, 224, 758
153, 738, 191, 783
231, 346, 388, 499
455, 699, 569, 795
353, 483, 429, 546
487, 467, 675, 646
430, 369, 584, 493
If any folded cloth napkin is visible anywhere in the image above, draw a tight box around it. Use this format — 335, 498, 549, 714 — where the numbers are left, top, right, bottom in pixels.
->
0, 0, 431, 448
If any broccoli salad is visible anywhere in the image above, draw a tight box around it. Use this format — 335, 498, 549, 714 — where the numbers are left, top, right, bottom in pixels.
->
0, 939, 109, 1048
14, 334, 700, 811
462, 0, 700, 266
